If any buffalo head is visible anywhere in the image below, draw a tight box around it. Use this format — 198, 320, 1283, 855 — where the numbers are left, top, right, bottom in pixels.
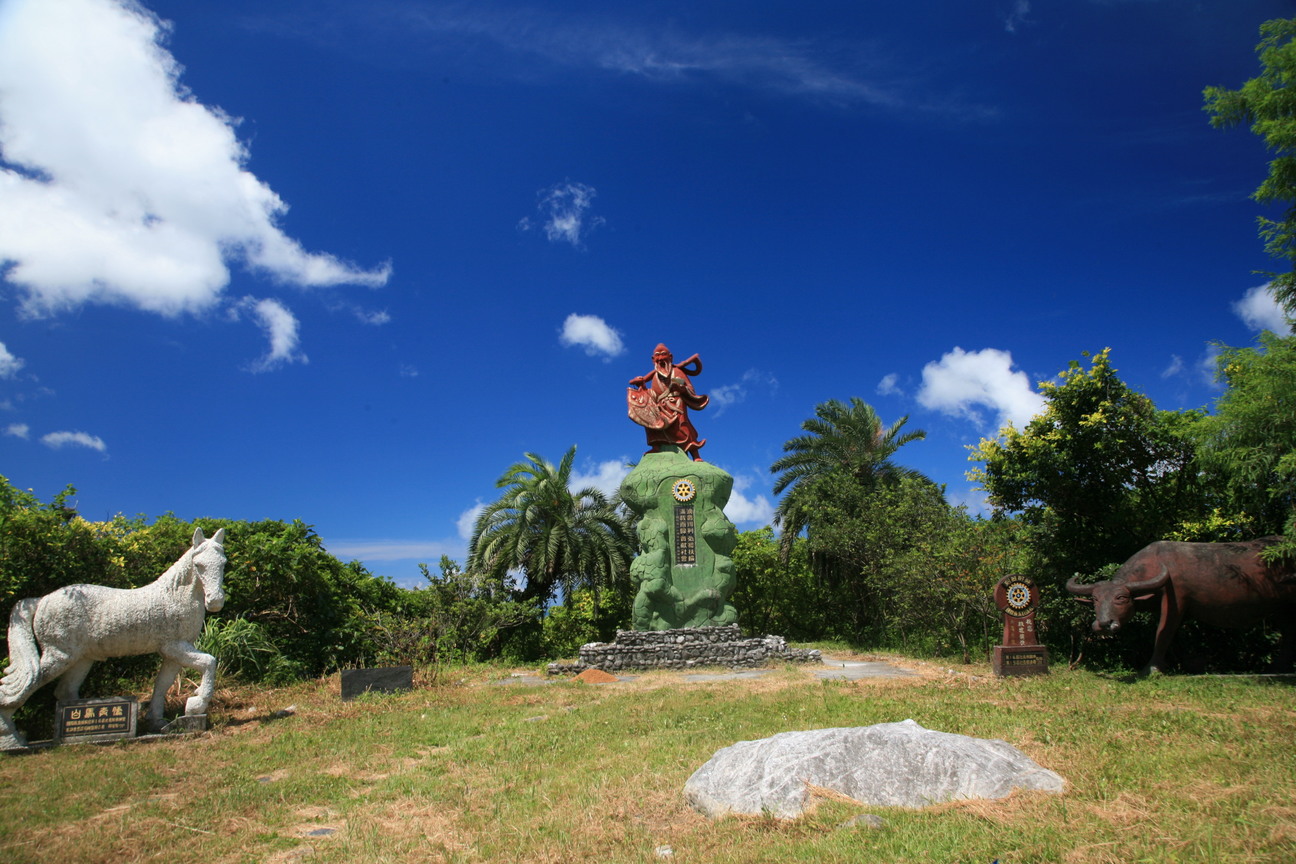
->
1066, 565, 1170, 632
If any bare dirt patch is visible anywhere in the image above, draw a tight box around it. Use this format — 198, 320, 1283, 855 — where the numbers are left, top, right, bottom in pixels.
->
574, 668, 619, 684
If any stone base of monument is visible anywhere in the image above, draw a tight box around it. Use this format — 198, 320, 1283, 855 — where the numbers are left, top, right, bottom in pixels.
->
546, 625, 822, 675
992, 645, 1050, 677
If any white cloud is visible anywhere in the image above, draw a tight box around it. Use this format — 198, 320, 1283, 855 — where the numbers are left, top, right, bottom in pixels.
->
570, 459, 631, 498
0, 342, 24, 379
559, 313, 625, 359
917, 347, 1045, 432
1199, 345, 1224, 388
708, 369, 778, 417
1161, 355, 1184, 379
1232, 284, 1293, 335
1003, 1, 1031, 34
5, 423, 30, 439
520, 181, 604, 248
355, 308, 392, 326
0, 0, 390, 319
385, 7, 913, 110
876, 373, 901, 397
240, 297, 306, 372
724, 474, 775, 526
41, 430, 107, 452
457, 502, 485, 542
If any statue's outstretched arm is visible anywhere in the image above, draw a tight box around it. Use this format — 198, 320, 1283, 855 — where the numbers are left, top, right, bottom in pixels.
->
676, 354, 703, 376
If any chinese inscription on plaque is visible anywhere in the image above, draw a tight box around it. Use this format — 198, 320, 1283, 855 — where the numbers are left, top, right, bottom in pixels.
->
56, 697, 138, 743
992, 575, 1049, 677
674, 505, 697, 565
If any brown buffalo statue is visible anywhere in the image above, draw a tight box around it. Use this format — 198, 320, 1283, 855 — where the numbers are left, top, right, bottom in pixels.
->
1066, 537, 1296, 674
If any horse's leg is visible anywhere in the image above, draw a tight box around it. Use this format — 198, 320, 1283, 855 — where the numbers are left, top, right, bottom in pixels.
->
31, 645, 79, 694
147, 657, 182, 729
53, 659, 95, 703
0, 646, 79, 748
0, 709, 22, 749
160, 641, 218, 716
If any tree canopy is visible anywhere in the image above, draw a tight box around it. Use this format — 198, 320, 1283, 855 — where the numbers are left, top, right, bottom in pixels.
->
770, 397, 929, 561
969, 350, 1208, 579
766, 398, 955, 644
466, 446, 634, 607
1193, 332, 1296, 558
1205, 17, 1296, 319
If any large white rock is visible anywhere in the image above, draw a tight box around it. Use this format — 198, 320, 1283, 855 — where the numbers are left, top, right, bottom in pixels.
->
684, 719, 1065, 819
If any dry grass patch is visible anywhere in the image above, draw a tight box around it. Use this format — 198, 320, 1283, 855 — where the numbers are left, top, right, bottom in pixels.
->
926, 787, 1057, 826
1062, 840, 1127, 864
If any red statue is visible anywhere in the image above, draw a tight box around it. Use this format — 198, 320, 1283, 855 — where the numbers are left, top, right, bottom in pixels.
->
627, 344, 709, 460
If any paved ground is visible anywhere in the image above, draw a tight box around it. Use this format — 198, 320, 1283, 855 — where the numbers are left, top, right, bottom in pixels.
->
813, 656, 919, 681
492, 655, 917, 686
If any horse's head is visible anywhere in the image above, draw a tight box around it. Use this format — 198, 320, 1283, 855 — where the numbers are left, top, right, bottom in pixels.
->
190, 527, 227, 613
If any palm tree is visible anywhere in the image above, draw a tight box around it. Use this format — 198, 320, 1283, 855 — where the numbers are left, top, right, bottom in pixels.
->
467, 446, 634, 608
770, 397, 930, 558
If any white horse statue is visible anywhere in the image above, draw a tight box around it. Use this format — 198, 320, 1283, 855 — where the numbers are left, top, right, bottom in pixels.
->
0, 527, 227, 749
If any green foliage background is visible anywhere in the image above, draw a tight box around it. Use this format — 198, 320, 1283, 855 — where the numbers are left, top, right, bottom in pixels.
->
970, 344, 1296, 672
0, 481, 550, 708
4, 320, 1294, 686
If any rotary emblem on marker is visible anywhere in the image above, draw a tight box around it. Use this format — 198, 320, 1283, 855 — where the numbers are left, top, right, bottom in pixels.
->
1005, 581, 1032, 611
671, 479, 696, 502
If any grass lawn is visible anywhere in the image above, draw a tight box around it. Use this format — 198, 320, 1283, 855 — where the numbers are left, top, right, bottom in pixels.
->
0, 653, 1293, 863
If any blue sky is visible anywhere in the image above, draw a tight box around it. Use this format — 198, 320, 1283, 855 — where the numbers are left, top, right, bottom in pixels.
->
2, 0, 1294, 587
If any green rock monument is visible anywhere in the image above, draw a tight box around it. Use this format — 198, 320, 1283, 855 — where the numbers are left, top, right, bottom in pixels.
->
623, 345, 738, 630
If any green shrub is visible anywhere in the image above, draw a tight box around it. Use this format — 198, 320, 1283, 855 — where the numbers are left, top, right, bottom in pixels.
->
404, 556, 540, 665
197, 617, 304, 685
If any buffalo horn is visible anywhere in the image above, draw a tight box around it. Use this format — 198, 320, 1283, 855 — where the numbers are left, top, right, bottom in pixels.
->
1125, 563, 1171, 595
1065, 576, 1097, 596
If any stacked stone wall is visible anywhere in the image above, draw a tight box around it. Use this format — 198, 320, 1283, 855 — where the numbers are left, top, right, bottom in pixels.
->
547, 626, 821, 675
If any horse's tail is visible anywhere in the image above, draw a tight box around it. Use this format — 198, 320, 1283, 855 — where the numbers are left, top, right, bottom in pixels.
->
0, 599, 41, 708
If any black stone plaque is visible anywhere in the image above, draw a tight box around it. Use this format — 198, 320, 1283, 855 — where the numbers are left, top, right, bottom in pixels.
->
674, 504, 696, 565
341, 665, 414, 701
55, 697, 138, 744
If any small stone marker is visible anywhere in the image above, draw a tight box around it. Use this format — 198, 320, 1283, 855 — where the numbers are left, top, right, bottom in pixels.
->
992, 575, 1049, 677
340, 666, 413, 701
55, 697, 138, 744
161, 714, 208, 734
